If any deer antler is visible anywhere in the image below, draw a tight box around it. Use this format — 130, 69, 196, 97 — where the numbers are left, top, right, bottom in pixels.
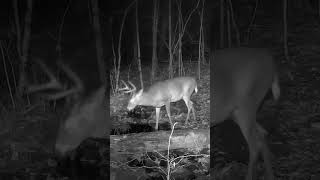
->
127, 81, 136, 92
26, 59, 84, 100
26, 59, 63, 93
118, 80, 136, 94
44, 61, 84, 100
118, 80, 130, 91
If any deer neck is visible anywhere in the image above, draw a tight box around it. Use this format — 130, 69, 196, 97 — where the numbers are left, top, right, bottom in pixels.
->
138, 92, 157, 106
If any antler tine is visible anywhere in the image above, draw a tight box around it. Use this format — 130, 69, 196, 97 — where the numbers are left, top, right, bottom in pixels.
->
127, 81, 136, 93
118, 80, 136, 94
118, 80, 130, 91
57, 61, 84, 91
26, 59, 86, 100
27, 58, 63, 93
44, 62, 84, 100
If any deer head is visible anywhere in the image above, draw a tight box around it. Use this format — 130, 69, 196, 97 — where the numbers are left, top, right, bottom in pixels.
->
26, 59, 107, 155
119, 80, 140, 111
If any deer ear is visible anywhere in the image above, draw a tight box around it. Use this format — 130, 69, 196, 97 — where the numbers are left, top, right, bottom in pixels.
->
136, 89, 143, 97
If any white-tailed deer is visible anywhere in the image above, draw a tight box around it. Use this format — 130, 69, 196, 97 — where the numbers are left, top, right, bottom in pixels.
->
212, 48, 279, 180
121, 77, 198, 130
26, 59, 107, 154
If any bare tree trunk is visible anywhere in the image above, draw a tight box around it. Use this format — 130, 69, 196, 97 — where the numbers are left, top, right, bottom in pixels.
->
159, 4, 168, 63
177, 1, 183, 76
17, 0, 33, 96
227, 8, 231, 47
201, 0, 205, 65
246, 0, 258, 43
91, 0, 106, 85
136, 0, 143, 89
57, 0, 71, 62
219, 0, 224, 48
168, 0, 199, 78
178, 31, 183, 76
13, 0, 21, 57
227, 0, 240, 46
115, 2, 134, 91
283, 0, 289, 61
319, 0, 320, 17
198, 0, 205, 79
168, 0, 173, 78
1, 43, 16, 108
151, 0, 159, 83
198, 28, 202, 79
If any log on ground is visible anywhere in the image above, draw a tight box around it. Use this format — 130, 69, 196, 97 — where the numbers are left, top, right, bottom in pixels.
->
110, 128, 209, 162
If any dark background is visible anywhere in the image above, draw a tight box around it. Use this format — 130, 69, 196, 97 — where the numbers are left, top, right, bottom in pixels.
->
0, 0, 320, 179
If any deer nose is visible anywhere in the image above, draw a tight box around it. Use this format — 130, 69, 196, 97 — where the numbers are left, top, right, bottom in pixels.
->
127, 104, 134, 111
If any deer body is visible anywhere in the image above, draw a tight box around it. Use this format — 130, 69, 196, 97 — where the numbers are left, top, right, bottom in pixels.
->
212, 48, 279, 180
126, 77, 198, 130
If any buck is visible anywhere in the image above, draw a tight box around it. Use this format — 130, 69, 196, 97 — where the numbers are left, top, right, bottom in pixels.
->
120, 77, 198, 130
212, 47, 280, 180
26, 59, 107, 154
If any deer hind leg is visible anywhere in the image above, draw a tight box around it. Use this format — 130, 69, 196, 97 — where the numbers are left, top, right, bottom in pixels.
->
182, 96, 195, 125
257, 123, 274, 180
190, 100, 196, 121
165, 102, 173, 128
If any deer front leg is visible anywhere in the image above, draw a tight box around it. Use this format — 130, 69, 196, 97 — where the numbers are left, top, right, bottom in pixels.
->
155, 107, 160, 130
234, 105, 259, 180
